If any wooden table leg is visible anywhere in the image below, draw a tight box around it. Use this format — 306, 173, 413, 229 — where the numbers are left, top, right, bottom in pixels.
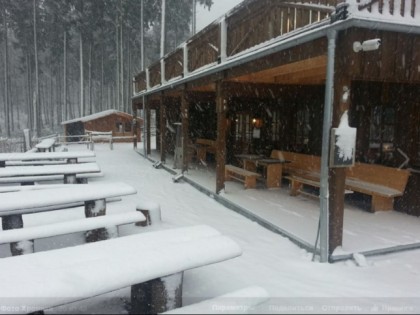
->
2, 215, 34, 256
84, 199, 108, 242
266, 164, 282, 188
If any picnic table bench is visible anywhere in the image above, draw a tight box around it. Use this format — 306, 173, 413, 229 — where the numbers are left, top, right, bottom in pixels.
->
0, 162, 101, 185
0, 151, 96, 168
272, 150, 411, 212
225, 164, 261, 189
0, 182, 137, 255
35, 138, 57, 152
0, 225, 242, 314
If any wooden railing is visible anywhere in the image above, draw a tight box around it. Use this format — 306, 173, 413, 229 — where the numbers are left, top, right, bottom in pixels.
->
356, 0, 417, 18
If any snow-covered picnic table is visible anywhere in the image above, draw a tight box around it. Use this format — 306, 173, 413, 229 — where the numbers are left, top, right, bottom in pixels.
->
0, 151, 96, 167
0, 162, 101, 185
34, 137, 57, 152
0, 182, 138, 255
0, 225, 242, 314
0, 181, 136, 216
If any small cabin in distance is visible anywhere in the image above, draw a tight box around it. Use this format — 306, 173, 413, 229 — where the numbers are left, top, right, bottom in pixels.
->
61, 110, 142, 142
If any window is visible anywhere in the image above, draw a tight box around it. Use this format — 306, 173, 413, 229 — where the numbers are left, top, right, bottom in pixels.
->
296, 107, 310, 146
369, 105, 396, 164
234, 112, 252, 153
271, 110, 281, 142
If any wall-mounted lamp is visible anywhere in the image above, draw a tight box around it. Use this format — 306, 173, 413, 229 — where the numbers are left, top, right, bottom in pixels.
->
252, 118, 263, 128
353, 38, 381, 52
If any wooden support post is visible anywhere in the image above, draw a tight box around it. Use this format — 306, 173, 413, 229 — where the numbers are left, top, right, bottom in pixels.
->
84, 199, 108, 242
215, 81, 227, 194
328, 36, 351, 255
146, 102, 151, 155
160, 94, 167, 163
0, 161, 5, 168
130, 272, 183, 314
181, 88, 190, 173
2, 215, 34, 256
133, 107, 138, 149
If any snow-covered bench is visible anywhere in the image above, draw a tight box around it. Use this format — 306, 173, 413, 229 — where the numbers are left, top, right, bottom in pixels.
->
278, 150, 411, 211
0, 162, 101, 184
35, 137, 57, 152
163, 286, 269, 314
0, 225, 242, 314
0, 151, 96, 167
225, 165, 261, 189
0, 182, 137, 255
86, 130, 113, 150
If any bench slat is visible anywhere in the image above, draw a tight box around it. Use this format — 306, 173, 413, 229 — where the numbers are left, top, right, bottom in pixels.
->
0, 212, 145, 244
0, 172, 104, 184
0, 151, 95, 162
0, 225, 242, 314
0, 182, 136, 215
0, 163, 100, 178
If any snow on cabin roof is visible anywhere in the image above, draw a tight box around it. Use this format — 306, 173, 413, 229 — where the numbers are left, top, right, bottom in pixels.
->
61, 110, 133, 125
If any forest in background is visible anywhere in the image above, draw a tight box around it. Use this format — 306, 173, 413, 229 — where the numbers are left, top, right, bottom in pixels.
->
0, 0, 213, 138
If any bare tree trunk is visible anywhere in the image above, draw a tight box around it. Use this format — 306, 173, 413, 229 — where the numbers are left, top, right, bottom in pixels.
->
26, 53, 33, 130
120, 0, 124, 112
80, 33, 84, 117
161, 0, 166, 59
101, 48, 104, 112
63, 31, 68, 121
3, 4, 10, 137
33, 0, 40, 137
88, 42, 92, 114
115, 12, 119, 111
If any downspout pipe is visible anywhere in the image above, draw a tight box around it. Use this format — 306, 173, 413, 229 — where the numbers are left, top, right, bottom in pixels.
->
319, 29, 337, 263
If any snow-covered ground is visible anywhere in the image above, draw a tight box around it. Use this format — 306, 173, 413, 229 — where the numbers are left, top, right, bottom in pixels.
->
2, 143, 420, 314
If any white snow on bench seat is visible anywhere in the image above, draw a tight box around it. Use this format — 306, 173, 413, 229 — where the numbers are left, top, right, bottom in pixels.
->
0, 172, 104, 184
0, 163, 100, 178
163, 286, 270, 314
0, 151, 96, 162
0, 182, 136, 215
0, 225, 242, 314
0, 212, 145, 244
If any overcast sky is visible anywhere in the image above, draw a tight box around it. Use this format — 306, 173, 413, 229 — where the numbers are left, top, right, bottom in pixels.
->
196, 0, 244, 31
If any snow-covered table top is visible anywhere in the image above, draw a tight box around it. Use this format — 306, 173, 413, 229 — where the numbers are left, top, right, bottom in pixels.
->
35, 138, 56, 149
0, 182, 136, 216
0, 151, 96, 162
0, 162, 100, 178
0, 225, 242, 314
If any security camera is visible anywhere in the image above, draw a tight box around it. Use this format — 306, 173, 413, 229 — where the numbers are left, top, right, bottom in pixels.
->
353, 38, 381, 52
362, 38, 381, 51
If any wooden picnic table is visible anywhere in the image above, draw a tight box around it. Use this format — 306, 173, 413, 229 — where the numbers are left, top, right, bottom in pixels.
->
0, 182, 137, 255
35, 138, 57, 152
0, 151, 96, 167
236, 155, 289, 188
0, 162, 101, 184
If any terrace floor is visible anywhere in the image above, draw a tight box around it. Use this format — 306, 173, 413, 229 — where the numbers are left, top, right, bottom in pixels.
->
142, 148, 420, 260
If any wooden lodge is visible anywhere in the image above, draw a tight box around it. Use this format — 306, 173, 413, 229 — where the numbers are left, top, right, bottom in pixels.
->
62, 109, 141, 143
132, 0, 420, 256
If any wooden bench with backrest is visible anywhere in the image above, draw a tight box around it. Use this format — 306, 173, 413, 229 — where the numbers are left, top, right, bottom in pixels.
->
345, 162, 410, 212
225, 164, 261, 189
0, 225, 242, 314
270, 150, 410, 212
